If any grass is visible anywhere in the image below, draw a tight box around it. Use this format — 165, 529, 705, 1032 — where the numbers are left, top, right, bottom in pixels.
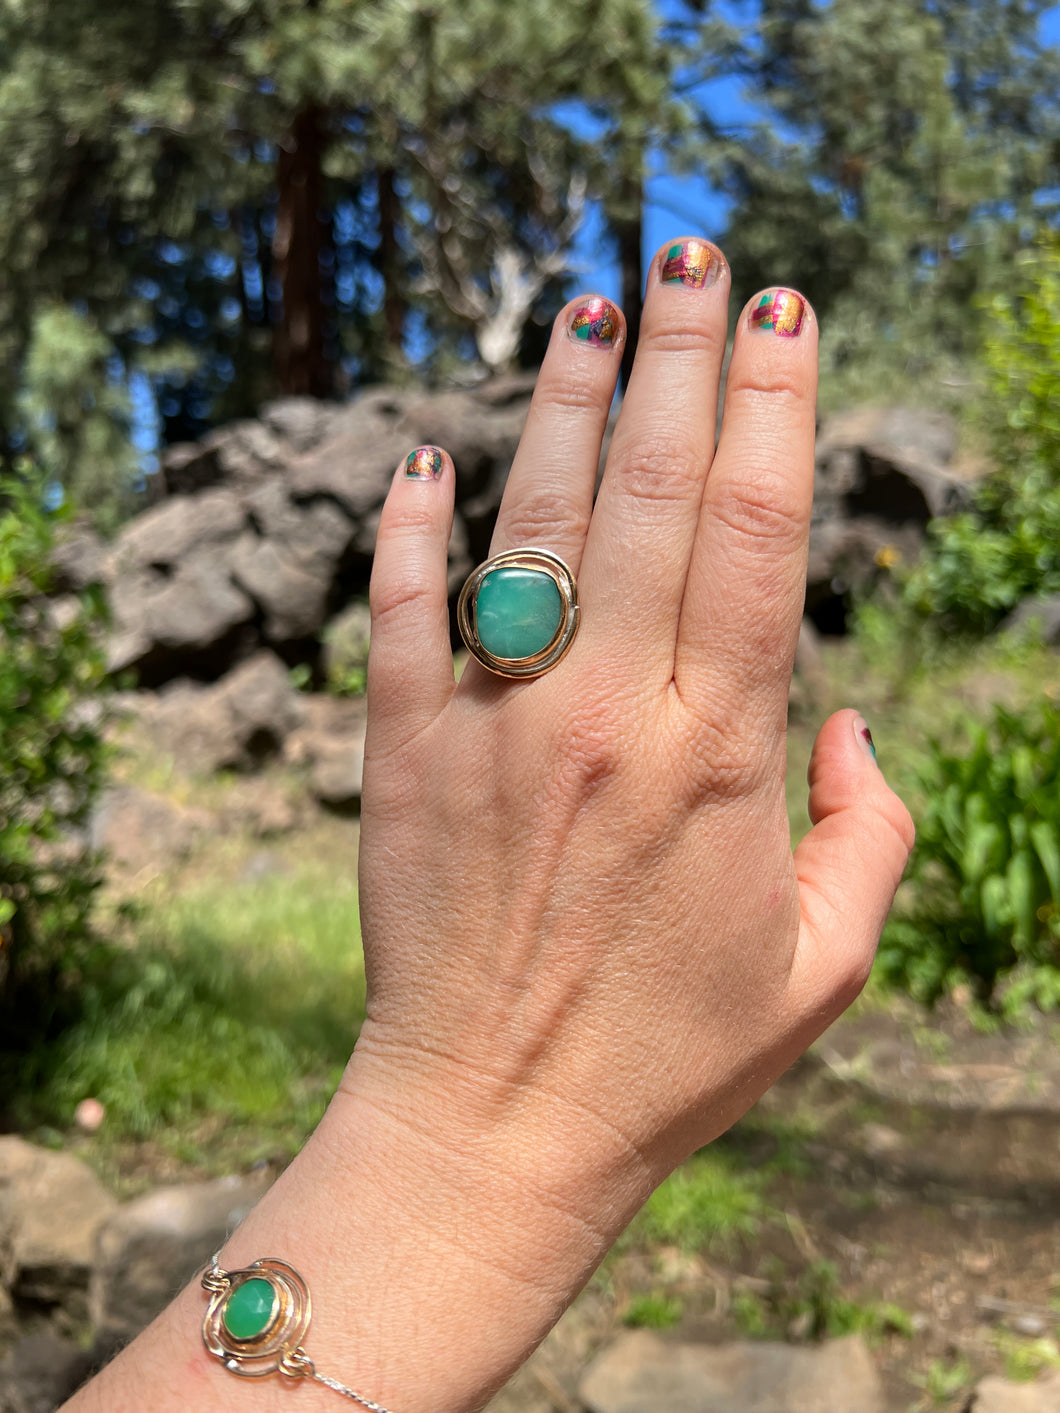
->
632, 1147, 772, 1255
8, 823, 365, 1186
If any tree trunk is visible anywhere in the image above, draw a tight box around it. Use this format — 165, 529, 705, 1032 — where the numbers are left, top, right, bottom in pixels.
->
614, 158, 643, 393
377, 165, 405, 366
273, 104, 334, 398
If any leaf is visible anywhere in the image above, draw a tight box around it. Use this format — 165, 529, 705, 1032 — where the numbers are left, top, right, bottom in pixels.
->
1030, 821, 1060, 901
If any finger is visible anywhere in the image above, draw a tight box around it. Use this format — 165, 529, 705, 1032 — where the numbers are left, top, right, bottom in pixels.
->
490, 295, 624, 574
675, 288, 817, 718
366, 446, 456, 755
578, 238, 730, 679
788, 710, 915, 1015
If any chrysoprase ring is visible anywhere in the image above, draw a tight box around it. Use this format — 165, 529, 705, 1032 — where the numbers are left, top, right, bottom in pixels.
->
457, 549, 579, 679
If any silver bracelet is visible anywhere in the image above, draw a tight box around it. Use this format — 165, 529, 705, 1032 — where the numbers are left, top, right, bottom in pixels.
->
202, 1254, 393, 1410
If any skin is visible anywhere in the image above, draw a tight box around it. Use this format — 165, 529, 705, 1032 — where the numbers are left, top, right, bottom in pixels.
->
63, 241, 913, 1413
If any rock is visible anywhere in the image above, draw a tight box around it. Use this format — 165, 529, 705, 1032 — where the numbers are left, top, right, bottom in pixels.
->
1000, 594, 1060, 645
807, 406, 975, 631
578, 1331, 885, 1413
158, 440, 223, 497
0, 1138, 118, 1313
145, 548, 255, 652
90, 785, 211, 873
139, 652, 305, 772
91, 1171, 272, 1350
230, 533, 331, 642
109, 490, 245, 574
50, 524, 106, 592
0, 1332, 94, 1413
323, 602, 371, 688
969, 1371, 1060, 1411
260, 396, 333, 451
309, 738, 365, 810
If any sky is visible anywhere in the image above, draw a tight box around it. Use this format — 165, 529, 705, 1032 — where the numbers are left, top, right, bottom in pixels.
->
579, 1, 1060, 305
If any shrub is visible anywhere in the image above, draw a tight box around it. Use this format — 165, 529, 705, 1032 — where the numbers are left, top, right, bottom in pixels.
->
904, 236, 1060, 634
878, 699, 1060, 1012
0, 473, 109, 1047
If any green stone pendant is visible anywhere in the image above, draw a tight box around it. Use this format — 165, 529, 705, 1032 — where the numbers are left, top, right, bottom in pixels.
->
222, 1277, 277, 1341
457, 548, 580, 678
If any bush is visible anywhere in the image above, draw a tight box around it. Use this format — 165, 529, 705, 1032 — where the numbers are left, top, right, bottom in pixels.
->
0, 474, 109, 1047
878, 699, 1060, 1012
904, 236, 1060, 634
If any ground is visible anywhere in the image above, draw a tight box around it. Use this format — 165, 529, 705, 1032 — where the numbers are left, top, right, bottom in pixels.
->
24, 631, 1060, 1412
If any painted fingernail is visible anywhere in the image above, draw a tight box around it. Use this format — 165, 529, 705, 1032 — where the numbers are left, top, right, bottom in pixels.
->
749, 288, 807, 337
404, 446, 444, 481
853, 714, 878, 763
568, 297, 619, 350
659, 238, 722, 290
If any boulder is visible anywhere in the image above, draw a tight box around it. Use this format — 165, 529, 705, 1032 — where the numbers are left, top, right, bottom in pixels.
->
579, 1331, 885, 1413
50, 525, 106, 592
0, 1332, 94, 1413
109, 489, 245, 574
1000, 594, 1060, 645
0, 1138, 118, 1313
969, 1372, 1060, 1411
90, 785, 212, 874
808, 405, 975, 631
138, 652, 305, 772
309, 738, 365, 811
90, 1171, 272, 1350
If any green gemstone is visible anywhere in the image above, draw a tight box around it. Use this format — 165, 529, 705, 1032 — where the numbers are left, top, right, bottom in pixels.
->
222, 1277, 277, 1341
475, 567, 563, 659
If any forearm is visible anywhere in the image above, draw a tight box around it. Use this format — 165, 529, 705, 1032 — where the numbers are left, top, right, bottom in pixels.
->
62, 1051, 657, 1413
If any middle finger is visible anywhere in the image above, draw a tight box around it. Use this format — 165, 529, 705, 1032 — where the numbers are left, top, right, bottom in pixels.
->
579, 237, 730, 681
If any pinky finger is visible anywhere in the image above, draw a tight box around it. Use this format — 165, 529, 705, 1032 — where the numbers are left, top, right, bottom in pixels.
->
366, 446, 456, 755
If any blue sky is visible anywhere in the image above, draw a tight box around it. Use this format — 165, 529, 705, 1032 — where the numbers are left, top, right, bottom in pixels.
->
579, 2, 1060, 304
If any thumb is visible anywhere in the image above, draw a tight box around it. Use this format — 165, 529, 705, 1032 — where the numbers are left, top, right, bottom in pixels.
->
788, 709, 915, 1014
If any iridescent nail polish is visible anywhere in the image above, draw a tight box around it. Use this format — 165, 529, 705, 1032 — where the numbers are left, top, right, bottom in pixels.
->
749, 289, 806, 338
659, 238, 720, 290
853, 714, 878, 762
568, 298, 619, 349
405, 446, 444, 480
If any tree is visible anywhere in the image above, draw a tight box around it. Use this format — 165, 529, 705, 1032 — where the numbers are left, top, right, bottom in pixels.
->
0, 0, 682, 512
711, 0, 1060, 399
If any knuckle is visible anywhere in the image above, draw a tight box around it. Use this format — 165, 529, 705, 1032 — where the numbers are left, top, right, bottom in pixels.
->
369, 573, 437, 632
640, 324, 723, 359
534, 371, 608, 418
499, 491, 590, 546
614, 438, 702, 506
711, 473, 806, 548
725, 376, 810, 415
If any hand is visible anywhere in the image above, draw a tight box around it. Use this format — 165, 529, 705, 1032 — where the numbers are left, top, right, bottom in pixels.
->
62, 242, 914, 1413
340, 243, 914, 1376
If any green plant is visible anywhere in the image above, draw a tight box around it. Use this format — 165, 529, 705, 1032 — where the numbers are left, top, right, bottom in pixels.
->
622, 1292, 683, 1329
878, 698, 1060, 1010
11, 850, 366, 1170
914, 1354, 974, 1405
0, 472, 109, 1047
904, 236, 1060, 635
995, 1331, 1060, 1382
735, 1261, 913, 1343
635, 1150, 771, 1254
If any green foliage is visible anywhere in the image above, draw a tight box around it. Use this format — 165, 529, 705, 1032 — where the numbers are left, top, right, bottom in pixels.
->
718, 0, 1059, 400
0, 473, 109, 1044
622, 1292, 683, 1329
10, 853, 366, 1168
636, 1150, 770, 1254
913, 1354, 974, 1404
734, 1262, 914, 1344
995, 1331, 1060, 1382
905, 237, 1060, 632
878, 698, 1060, 1011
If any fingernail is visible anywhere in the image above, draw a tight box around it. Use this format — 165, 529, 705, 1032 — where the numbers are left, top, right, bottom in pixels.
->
853, 714, 878, 763
568, 297, 619, 350
749, 288, 807, 337
659, 238, 722, 290
405, 446, 444, 480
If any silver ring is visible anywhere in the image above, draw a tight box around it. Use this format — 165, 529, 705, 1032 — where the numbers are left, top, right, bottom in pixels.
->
457, 549, 579, 679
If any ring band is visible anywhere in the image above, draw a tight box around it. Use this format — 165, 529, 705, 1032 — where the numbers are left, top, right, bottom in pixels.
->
457, 548, 579, 679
